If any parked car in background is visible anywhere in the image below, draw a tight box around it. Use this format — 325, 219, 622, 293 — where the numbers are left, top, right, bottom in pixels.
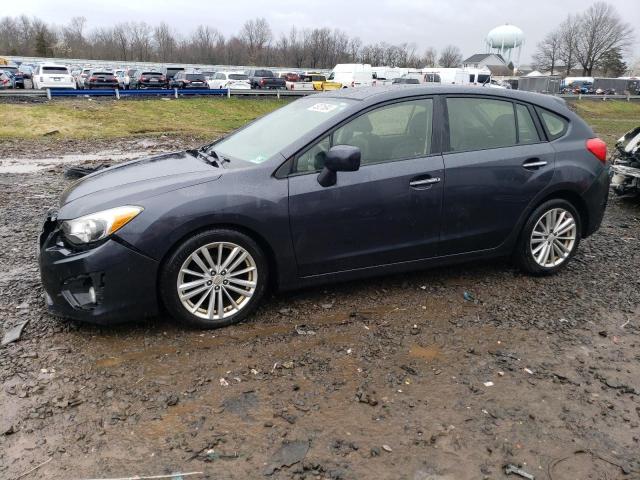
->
75, 68, 92, 89
302, 73, 342, 91
246, 69, 286, 89
84, 70, 119, 89
113, 69, 126, 89
33, 64, 76, 90
1, 65, 24, 88
162, 66, 185, 81
284, 72, 314, 91
207, 71, 251, 90
123, 68, 137, 89
0, 71, 13, 89
38, 86, 609, 329
200, 71, 216, 81
170, 72, 208, 89
327, 64, 373, 88
130, 70, 167, 89
18, 64, 34, 79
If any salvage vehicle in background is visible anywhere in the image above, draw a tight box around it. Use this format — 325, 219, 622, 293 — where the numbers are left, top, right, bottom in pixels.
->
162, 66, 185, 81
302, 73, 341, 91
75, 68, 92, 89
246, 69, 286, 89
0, 71, 13, 89
0, 65, 25, 88
32, 64, 76, 90
207, 71, 251, 90
170, 72, 208, 89
611, 126, 640, 196
84, 70, 119, 89
130, 70, 167, 89
284, 73, 314, 91
39, 86, 610, 329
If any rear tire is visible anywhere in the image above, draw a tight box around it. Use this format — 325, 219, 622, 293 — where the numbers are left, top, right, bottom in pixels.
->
514, 199, 581, 275
159, 229, 268, 329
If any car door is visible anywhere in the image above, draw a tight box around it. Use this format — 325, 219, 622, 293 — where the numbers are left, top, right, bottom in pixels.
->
440, 96, 555, 255
288, 97, 444, 277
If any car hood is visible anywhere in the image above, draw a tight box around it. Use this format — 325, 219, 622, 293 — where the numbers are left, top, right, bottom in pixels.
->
58, 151, 222, 219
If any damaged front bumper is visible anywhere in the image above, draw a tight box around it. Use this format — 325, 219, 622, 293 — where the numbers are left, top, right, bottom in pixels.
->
611, 163, 640, 196
38, 213, 159, 325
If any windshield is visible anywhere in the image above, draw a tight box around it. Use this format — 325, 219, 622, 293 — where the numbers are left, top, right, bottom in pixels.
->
214, 97, 354, 164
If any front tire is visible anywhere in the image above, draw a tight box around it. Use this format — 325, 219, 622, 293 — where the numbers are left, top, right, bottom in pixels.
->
514, 199, 581, 275
159, 229, 268, 329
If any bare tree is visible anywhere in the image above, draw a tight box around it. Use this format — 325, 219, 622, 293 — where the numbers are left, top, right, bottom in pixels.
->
557, 15, 581, 76
533, 30, 561, 74
240, 17, 272, 64
438, 45, 462, 67
576, 2, 633, 75
422, 47, 437, 67
154, 22, 176, 62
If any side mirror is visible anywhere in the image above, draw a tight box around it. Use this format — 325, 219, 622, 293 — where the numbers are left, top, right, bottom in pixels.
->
317, 145, 361, 187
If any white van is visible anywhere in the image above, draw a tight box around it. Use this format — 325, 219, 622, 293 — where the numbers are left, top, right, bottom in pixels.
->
422, 68, 467, 85
328, 64, 373, 88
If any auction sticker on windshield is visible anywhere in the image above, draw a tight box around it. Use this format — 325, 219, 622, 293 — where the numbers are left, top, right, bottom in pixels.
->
307, 103, 339, 113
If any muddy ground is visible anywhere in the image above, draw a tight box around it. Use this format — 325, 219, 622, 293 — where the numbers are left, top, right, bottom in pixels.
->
1, 137, 639, 480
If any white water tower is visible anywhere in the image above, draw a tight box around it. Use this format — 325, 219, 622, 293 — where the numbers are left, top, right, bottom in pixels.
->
486, 24, 524, 66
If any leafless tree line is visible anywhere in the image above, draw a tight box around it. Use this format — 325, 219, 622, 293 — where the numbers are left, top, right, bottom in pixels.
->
533, 1, 634, 76
0, 15, 464, 69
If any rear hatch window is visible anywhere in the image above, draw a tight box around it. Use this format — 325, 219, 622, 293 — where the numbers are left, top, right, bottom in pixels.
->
186, 74, 206, 81
142, 72, 163, 76
229, 74, 248, 80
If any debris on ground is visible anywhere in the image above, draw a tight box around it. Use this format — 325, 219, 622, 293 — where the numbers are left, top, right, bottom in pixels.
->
263, 440, 310, 476
295, 324, 316, 335
504, 463, 535, 479
1, 320, 29, 346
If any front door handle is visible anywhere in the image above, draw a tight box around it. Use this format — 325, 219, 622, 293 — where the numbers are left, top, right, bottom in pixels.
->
522, 158, 548, 169
410, 177, 441, 188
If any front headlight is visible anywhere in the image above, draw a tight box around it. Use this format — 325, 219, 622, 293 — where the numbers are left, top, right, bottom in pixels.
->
61, 206, 143, 244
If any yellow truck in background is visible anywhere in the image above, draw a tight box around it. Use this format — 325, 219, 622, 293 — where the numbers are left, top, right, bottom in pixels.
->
0, 57, 9, 66
302, 73, 342, 91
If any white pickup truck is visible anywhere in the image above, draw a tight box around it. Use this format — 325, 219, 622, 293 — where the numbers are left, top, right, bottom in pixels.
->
278, 72, 314, 91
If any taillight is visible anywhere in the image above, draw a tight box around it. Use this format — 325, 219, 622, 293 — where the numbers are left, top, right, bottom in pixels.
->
586, 138, 607, 163
290, 84, 294, 90
141, 76, 147, 81
89, 76, 96, 81
260, 79, 265, 86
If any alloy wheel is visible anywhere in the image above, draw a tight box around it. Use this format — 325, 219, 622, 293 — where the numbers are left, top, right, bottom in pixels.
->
529, 208, 577, 268
177, 242, 258, 320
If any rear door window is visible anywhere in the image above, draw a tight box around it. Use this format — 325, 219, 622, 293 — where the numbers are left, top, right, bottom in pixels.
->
446, 97, 516, 152
536, 107, 568, 140
516, 104, 540, 144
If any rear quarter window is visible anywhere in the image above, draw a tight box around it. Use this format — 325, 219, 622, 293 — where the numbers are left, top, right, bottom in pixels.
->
536, 107, 569, 140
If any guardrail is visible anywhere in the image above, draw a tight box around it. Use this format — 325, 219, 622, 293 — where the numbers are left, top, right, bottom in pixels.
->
0, 87, 317, 99
0, 88, 639, 102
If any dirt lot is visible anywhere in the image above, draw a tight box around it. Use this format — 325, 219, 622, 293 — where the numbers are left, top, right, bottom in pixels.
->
1, 109, 640, 480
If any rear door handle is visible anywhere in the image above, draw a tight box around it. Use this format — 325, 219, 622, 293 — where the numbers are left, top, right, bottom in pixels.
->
410, 177, 441, 187
522, 158, 547, 169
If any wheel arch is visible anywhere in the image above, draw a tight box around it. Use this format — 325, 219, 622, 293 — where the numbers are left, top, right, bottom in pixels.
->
532, 190, 589, 236
157, 223, 280, 292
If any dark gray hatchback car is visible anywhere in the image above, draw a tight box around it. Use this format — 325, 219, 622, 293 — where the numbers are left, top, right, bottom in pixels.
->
39, 86, 610, 328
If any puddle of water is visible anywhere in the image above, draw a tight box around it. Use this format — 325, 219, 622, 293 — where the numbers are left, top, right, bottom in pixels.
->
0, 151, 149, 174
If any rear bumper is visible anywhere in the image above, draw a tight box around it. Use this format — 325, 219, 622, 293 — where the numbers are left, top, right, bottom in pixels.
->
38, 226, 159, 325
582, 165, 611, 237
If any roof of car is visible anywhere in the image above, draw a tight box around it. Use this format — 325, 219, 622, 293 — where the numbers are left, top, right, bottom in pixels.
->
316, 85, 568, 112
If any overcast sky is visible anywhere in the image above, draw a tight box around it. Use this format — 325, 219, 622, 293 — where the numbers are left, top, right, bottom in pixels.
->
5, 0, 639, 63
